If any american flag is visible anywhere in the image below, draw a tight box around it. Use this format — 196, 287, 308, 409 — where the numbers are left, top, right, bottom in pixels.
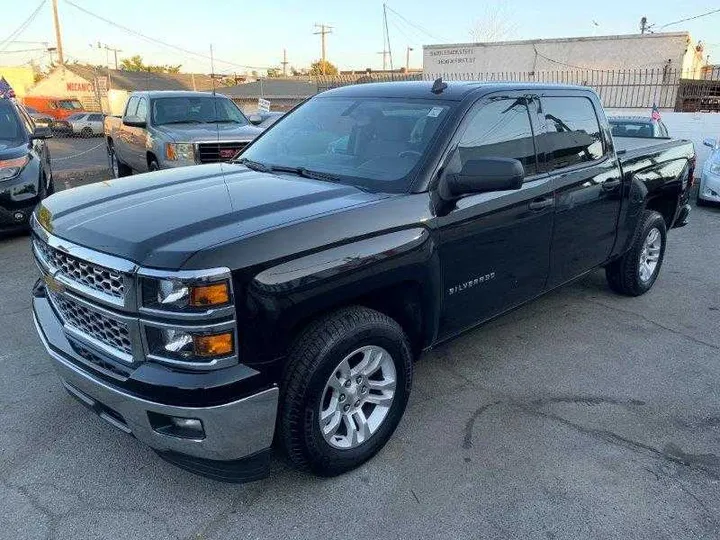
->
651, 103, 661, 121
0, 77, 15, 99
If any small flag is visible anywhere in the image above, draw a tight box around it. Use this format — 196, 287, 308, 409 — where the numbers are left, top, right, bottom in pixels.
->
651, 103, 661, 121
0, 77, 15, 99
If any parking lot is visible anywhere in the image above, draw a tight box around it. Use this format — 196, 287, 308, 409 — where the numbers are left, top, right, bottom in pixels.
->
1, 164, 719, 539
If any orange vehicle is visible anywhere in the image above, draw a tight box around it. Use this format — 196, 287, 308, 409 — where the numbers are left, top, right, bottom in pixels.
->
22, 96, 85, 120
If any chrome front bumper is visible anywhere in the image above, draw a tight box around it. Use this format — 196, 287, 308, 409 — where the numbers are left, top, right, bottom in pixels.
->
33, 294, 278, 463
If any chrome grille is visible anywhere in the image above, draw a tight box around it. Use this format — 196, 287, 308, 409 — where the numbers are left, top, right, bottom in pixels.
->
49, 291, 132, 354
34, 239, 125, 300
196, 141, 249, 163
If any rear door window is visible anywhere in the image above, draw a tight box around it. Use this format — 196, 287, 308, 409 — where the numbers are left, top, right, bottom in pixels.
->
540, 96, 604, 171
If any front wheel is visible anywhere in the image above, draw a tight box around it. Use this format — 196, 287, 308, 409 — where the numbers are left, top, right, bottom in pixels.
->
606, 210, 667, 296
80, 127, 93, 138
277, 306, 413, 476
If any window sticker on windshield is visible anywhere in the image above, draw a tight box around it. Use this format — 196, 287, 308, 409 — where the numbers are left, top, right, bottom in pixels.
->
427, 107, 444, 118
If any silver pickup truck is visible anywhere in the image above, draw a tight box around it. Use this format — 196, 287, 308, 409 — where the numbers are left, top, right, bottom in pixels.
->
104, 90, 263, 177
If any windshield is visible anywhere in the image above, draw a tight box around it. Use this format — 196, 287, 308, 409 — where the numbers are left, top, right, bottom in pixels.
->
59, 99, 83, 110
239, 96, 452, 192
67, 113, 86, 120
0, 100, 24, 145
151, 96, 248, 126
609, 120, 656, 138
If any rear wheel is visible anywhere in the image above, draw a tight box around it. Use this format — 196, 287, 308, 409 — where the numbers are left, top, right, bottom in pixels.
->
277, 306, 413, 476
606, 210, 666, 296
108, 142, 131, 178
80, 127, 93, 138
148, 157, 159, 172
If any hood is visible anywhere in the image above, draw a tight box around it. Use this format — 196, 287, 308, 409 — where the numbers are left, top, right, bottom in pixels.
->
37, 164, 388, 269
153, 123, 263, 143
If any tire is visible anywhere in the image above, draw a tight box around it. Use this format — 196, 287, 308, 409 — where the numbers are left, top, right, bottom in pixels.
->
108, 143, 131, 178
277, 306, 413, 477
606, 210, 667, 296
148, 158, 159, 172
80, 127, 93, 138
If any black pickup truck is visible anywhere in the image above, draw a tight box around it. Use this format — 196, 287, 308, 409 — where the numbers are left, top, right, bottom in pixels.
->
31, 81, 694, 482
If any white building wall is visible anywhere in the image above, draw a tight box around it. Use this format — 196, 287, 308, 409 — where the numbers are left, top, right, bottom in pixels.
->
26, 66, 106, 112
423, 33, 695, 75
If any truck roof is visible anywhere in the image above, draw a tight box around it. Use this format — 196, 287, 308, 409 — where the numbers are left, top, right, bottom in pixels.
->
319, 80, 595, 101
128, 90, 229, 99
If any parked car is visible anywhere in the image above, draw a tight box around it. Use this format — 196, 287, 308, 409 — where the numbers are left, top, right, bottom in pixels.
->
104, 91, 263, 176
0, 98, 54, 233
32, 81, 694, 482
53, 112, 104, 138
248, 110, 285, 128
22, 105, 54, 127
698, 137, 720, 205
609, 115, 669, 138
22, 96, 85, 121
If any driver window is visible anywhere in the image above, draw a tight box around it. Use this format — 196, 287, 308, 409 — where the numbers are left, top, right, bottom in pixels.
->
457, 98, 538, 176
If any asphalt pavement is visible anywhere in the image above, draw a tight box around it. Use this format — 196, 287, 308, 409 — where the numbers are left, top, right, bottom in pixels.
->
1, 193, 719, 539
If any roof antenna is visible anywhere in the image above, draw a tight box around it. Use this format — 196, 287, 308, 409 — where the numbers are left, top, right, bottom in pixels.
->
431, 77, 447, 94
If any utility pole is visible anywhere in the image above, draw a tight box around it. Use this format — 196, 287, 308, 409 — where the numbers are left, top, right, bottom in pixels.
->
281, 48, 288, 77
313, 23, 333, 74
377, 50, 388, 70
383, 4, 393, 71
51, 0, 64, 65
406, 46, 413, 71
94, 43, 122, 70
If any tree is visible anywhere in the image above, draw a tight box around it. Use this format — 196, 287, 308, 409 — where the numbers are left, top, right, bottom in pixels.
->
469, 2, 517, 42
310, 60, 338, 76
265, 67, 282, 78
119, 55, 182, 73
291, 66, 309, 76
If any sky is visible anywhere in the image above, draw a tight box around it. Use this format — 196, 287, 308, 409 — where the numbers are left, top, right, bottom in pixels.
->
1, 0, 719, 74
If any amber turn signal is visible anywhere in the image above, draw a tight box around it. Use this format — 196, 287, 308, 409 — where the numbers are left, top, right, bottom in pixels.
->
190, 283, 230, 306
193, 333, 233, 357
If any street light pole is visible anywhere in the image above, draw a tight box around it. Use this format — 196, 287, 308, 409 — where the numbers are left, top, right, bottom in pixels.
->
406, 46, 413, 71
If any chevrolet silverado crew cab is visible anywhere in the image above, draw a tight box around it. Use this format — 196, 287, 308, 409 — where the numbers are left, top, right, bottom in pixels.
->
32, 81, 694, 482
104, 90, 263, 176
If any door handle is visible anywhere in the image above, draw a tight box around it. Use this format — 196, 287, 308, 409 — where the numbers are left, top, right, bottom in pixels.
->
602, 179, 622, 191
528, 197, 554, 211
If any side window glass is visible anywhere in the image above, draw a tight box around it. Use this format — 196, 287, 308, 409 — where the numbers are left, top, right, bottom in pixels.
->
125, 97, 139, 118
135, 98, 148, 121
541, 96, 604, 170
457, 98, 538, 176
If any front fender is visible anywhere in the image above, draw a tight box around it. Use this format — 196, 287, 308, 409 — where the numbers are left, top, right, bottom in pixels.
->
239, 228, 439, 367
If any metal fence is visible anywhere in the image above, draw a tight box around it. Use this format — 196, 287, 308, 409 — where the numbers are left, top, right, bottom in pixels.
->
315, 67, 720, 111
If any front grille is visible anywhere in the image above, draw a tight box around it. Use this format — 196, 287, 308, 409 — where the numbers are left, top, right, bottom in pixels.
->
196, 141, 249, 163
34, 239, 125, 300
71, 341, 131, 378
49, 291, 132, 354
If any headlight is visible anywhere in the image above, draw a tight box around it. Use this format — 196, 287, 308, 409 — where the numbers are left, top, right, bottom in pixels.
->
142, 277, 231, 311
710, 163, 720, 175
145, 326, 235, 361
165, 142, 195, 162
0, 156, 29, 181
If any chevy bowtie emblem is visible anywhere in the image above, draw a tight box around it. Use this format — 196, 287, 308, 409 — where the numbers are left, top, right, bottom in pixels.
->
43, 273, 66, 294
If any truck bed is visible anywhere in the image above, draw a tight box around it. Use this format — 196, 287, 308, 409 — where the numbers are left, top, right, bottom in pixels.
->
614, 136, 694, 176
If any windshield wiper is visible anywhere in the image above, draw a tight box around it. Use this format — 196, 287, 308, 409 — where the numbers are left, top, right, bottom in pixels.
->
159, 120, 202, 125
209, 119, 242, 124
269, 165, 341, 182
234, 157, 272, 173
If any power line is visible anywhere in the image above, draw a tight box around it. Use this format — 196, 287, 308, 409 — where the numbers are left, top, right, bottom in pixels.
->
0, 48, 48, 54
659, 8, 720, 29
62, 0, 273, 70
0, 0, 47, 51
384, 5, 448, 43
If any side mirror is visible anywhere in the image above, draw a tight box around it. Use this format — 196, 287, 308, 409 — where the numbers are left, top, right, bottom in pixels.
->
441, 157, 524, 199
703, 137, 718, 149
248, 114, 263, 125
31, 125, 53, 139
123, 117, 146, 128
